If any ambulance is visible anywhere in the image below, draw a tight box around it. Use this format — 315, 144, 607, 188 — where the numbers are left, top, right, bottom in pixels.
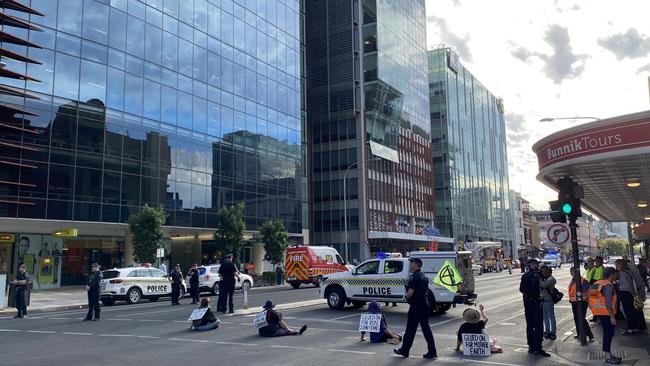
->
319, 251, 477, 314
285, 246, 350, 289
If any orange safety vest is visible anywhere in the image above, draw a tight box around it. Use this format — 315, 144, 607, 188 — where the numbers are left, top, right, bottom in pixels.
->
568, 277, 588, 302
588, 280, 617, 316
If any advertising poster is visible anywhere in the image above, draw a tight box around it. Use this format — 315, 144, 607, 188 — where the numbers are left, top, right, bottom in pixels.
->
13, 235, 62, 289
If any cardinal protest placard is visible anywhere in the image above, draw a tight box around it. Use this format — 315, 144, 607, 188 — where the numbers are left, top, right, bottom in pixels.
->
462, 333, 491, 356
187, 308, 208, 321
358, 313, 382, 332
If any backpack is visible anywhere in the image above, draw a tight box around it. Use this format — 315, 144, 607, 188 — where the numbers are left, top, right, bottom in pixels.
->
550, 288, 564, 304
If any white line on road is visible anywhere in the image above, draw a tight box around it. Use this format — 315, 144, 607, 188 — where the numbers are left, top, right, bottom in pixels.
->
0, 329, 21, 332
48, 317, 73, 320
435, 356, 525, 366
107, 318, 133, 321
214, 341, 258, 346
137, 335, 160, 339
269, 345, 316, 350
486, 309, 525, 329
62, 332, 93, 335
116, 308, 185, 318
27, 330, 56, 334
137, 319, 165, 322
329, 313, 360, 321
169, 338, 210, 343
99, 334, 135, 337
326, 349, 375, 355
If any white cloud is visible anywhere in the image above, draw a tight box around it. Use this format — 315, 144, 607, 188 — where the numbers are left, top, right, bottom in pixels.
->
598, 28, 650, 60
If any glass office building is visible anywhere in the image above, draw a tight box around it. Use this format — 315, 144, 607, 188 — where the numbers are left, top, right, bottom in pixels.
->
428, 47, 513, 251
0, 0, 304, 287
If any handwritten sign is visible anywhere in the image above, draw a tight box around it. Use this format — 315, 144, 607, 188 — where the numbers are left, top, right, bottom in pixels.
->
462, 333, 490, 357
358, 313, 382, 333
187, 308, 208, 321
253, 311, 268, 328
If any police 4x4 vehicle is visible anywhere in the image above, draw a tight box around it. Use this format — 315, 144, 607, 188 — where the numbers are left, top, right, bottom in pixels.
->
100, 267, 186, 305
320, 251, 476, 314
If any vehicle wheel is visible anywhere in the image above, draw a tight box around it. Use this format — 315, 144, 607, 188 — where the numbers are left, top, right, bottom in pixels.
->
427, 291, 451, 315
126, 288, 142, 304
212, 282, 220, 295
242, 280, 251, 293
178, 287, 185, 301
149, 296, 159, 302
315, 275, 323, 288
290, 282, 301, 289
101, 298, 115, 306
327, 287, 346, 310
350, 301, 365, 309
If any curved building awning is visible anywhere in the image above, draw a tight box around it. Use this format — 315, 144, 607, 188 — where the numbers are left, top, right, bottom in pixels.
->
532, 110, 650, 223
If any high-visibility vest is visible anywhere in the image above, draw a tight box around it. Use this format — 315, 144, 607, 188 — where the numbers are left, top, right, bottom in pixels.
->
585, 268, 595, 282
588, 280, 617, 316
592, 266, 604, 282
568, 277, 587, 302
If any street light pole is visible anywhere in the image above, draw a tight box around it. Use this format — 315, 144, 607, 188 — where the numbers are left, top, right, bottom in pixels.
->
343, 157, 380, 263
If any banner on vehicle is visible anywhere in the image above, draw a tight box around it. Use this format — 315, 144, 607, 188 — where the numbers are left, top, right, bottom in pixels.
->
433, 259, 463, 293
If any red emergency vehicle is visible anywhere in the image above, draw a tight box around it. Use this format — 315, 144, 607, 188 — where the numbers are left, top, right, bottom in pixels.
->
285, 246, 349, 289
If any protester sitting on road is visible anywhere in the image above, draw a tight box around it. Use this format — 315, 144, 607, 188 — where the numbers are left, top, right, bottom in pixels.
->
258, 300, 307, 337
540, 265, 558, 340
589, 267, 622, 365
455, 304, 488, 351
360, 301, 402, 344
191, 298, 220, 331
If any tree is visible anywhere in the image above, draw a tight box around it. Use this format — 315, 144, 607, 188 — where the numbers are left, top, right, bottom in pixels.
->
214, 203, 246, 263
128, 205, 167, 263
260, 220, 289, 266
598, 238, 628, 256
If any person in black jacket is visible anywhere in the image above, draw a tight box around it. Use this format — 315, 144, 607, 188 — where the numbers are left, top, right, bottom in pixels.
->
12, 263, 29, 318
84, 263, 103, 321
217, 254, 239, 313
170, 264, 183, 305
188, 264, 200, 304
519, 258, 549, 357
191, 298, 220, 331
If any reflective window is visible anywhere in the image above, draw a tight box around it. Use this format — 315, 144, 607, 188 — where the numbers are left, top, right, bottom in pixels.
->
83, 0, 109, 44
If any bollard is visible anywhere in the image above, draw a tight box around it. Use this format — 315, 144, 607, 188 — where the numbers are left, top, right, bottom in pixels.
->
243, 285, 248, 310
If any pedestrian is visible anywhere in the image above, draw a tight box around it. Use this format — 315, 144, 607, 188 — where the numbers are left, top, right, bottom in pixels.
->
393, 257, 438, 359
359, 301, 402, 344
11, 263, 29, 318
191, 298, 220, 331
217, 254, 239, 313
616, 259, 641, 335
588, 267, 622, 364
540, 265, 557, 340
170, 264, 182, 305
275, 265, 284, 286
188, 263, 200, 305
454, 304, 488, 352
506, 257, 513, 275
159, 261, 167, 275
592, 256, 605, 284
519, 258, 550, 357
638, 258, 649, 292
257, 300, 307, 337
84, 263, 103, 321
568, 267, 594, 341
585, 257, 595, 284
519, 255, 526, 273
247, 262, 256, 276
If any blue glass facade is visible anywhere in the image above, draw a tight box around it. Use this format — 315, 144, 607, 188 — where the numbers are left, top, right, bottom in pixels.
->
428, 48, 513, 246
0, 0, 304, 234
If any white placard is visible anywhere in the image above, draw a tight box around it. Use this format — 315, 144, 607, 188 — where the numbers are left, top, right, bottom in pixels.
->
187, 308, 208, 321
156, 248, 165, 258
253, 311, 268, 328
462, 333, 491, 357
358, 313, 382, 333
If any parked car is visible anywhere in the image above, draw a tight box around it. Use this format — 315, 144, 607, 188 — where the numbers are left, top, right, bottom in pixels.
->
188, 265, 254, 295
606, 256, 622, 268
541, 254, 561, 269
100, 267, 186, 305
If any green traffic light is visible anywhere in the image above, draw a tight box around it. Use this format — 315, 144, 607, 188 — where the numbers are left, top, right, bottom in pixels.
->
561, 203, 572, 214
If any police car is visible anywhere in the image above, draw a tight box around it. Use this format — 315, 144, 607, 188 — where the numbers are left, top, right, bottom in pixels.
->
320, 251, 477, 314
100, 267, 186, 305
188, 265, 254, 295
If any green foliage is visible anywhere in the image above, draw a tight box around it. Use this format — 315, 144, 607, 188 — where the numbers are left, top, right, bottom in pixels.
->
260, 220, 289, 266
262, 271, 276, 285
214, 203, 246, 263
598, 238, 628, 256
128, 205, 167, 263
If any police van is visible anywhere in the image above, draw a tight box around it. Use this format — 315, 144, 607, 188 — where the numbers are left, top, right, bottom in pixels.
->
100, 267, 186, 305
320, 251, 476, 314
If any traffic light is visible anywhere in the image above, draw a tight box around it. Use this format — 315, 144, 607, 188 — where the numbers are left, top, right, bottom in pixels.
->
549, 176, 583, 223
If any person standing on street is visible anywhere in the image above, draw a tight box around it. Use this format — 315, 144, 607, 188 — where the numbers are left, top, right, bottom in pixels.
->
170, 264, 182, 305
568, 267, 594, 341
616, 259, 641, 335
589, 267, 622, 365
519, 258, 550, 357
159, 261, 167, 275
592, 256, 605, 284
189, 263, 200, 304
519, 255, 526, 273
217, 254, 239, 313
275, 265, 284, 286
12, 263, 29, 318
393, 257, 437, 359
540, 265, 557, 340
585, 257, 595, 284
84, 263, 103, 321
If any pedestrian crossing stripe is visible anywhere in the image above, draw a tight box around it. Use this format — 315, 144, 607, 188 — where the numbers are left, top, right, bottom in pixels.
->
323, 278, 407, 286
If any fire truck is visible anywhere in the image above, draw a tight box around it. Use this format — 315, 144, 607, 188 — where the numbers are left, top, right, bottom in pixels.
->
284, 246, 351, 289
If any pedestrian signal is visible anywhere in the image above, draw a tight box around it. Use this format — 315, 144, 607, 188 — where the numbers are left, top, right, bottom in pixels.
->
433, 260, 463, 293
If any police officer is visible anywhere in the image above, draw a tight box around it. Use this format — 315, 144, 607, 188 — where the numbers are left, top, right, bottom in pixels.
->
12, 263, 29, 318
170, 264, 183, 305
519, 258, 550, 357
217, 254, 240, 313
84, 263, 103, 321
188, 263, 200, 305
394, 257, 437, 359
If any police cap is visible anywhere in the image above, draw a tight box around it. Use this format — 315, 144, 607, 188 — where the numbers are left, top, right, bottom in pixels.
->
408, 257, 423, 267
91, 262, 101, 268
526, 258, 539, 265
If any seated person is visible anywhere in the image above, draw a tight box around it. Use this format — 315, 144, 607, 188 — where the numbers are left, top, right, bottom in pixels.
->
455, 304, 488, 351
191, 298, 220, 331
258, 300, 307, 337
360, 301, 402, 344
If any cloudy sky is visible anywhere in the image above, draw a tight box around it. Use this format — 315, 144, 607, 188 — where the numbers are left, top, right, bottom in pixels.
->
425, 0, 650, 210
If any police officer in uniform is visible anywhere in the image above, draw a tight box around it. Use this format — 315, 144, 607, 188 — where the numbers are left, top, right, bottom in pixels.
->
217, 254, 239, 313
189, 263, 200, 304
12, 263, 29, 318
84, 263, 103, 321
170, 264, 183, 305
394, 257, 437, 359
519, 258, 550, 357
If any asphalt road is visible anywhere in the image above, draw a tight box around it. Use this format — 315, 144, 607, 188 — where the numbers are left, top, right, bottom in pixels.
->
0, 268, 583, 366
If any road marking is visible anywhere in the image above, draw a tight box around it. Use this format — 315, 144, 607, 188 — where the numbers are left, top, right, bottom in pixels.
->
435, 357, 526, 366
116, 308, 184, 317
169, 338, 210, 343
240, 322, 251, 326
137, 335, 160, 339
48, 317, 73, 320
27, 330, 56, 334
107, 318, 133, 321
214, 341, 258, 346
329, 313, 359, 321
62, 332, 93, 335
326, 349, 375, 355
0, 329, 21, 332
269, 345, 316, 350
99, 334, 135, 337
137, 319, 165, 322
486, 309, 525, 329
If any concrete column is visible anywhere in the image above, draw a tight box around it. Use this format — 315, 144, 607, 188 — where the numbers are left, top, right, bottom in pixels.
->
124, 230, 134, 266
252, 243, 265, 273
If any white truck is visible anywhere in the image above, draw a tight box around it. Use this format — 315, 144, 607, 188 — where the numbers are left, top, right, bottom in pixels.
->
319, 251, 476, 314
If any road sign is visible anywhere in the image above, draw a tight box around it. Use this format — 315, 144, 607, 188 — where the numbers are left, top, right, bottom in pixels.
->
547, 223, 569, 245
